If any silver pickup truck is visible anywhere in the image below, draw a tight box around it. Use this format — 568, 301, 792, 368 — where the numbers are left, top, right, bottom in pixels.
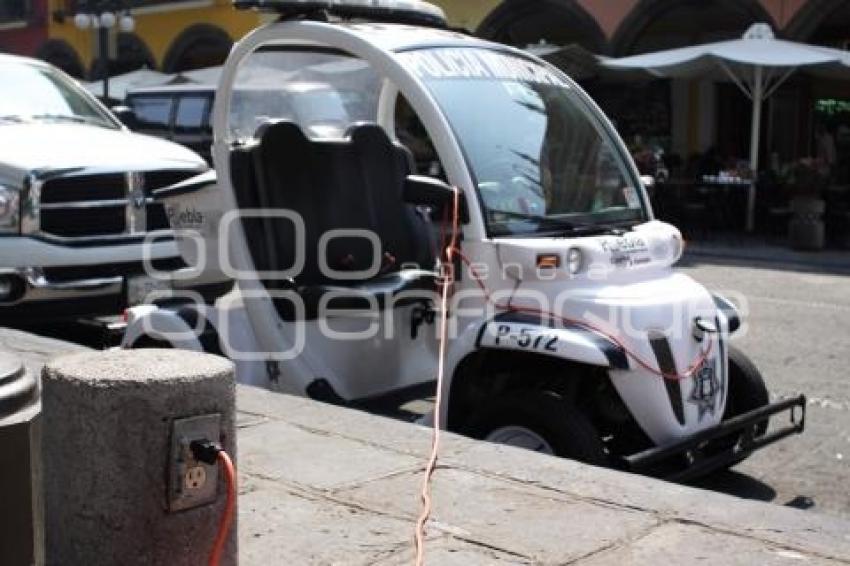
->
0, 54, 231, 323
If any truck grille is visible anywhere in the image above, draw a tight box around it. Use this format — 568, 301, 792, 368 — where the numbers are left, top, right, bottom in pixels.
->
40, 173, 126, 204
33, 170, 198, 240
40, 205, 127, 237
42, 257, 188, 283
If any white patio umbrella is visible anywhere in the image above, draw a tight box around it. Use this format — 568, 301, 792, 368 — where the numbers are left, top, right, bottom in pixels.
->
526, 43, 604, 81
176, 65, 223, 86
603, 23, 850, 231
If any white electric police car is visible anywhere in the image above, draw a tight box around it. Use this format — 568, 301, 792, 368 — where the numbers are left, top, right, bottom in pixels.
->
123, 0, 805, 479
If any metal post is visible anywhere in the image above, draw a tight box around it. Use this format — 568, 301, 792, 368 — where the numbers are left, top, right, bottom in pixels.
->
99, 23, 110, 101
0, 359, 43, 565
746, 65, 764, 233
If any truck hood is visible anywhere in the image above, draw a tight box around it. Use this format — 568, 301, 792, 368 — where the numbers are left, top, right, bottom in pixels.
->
0, 123, 205, 180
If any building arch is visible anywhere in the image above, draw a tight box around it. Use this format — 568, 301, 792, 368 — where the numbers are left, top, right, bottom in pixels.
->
90, 33, 156, 80
162, 23, 232, 73
611, 0, 776, 56
785, 0, 850, 47
477, 0, 608, 54
35, 39, 85, 78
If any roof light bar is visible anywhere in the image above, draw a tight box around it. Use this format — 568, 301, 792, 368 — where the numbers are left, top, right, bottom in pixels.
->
233, 0, 447, 28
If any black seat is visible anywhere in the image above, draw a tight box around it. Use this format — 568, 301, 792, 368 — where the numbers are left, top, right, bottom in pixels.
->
230, 121, 437, 320
349, 123, 434, 270
232, 121, 314, 278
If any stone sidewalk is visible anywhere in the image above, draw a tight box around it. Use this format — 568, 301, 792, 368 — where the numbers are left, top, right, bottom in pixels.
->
236, 387, 850, 565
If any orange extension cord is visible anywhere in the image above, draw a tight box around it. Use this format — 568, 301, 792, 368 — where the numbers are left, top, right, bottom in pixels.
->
209, 450, 237, 566
413, 188, 461, 566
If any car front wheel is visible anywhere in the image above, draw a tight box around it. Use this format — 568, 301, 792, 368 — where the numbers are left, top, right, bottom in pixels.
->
464, 391, 609, 466
703, 345, 770, 466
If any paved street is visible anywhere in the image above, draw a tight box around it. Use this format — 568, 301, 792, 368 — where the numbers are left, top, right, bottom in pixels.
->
678, 254, 850, 520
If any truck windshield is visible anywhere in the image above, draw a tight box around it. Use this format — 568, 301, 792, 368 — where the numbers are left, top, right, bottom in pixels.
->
0, 61, 116, 129
399, 48, 647, 237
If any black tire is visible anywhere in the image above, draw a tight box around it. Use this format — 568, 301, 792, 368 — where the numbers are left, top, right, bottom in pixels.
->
724, 345, 770, 434
464, 391, 609, 466
704, 345, 770, 464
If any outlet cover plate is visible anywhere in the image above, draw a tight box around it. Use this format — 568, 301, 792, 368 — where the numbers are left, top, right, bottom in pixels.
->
168, 413, 221, 513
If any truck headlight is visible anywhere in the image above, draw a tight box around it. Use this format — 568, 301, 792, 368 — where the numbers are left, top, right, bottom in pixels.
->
0, 185, 20, 233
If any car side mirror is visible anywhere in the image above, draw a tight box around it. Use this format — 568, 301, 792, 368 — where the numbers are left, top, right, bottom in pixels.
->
111, 105, 137, 129
404, 175, 468, 222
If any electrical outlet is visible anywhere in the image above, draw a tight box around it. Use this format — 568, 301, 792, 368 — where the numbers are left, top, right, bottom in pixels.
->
184, 466, 207, 490
168, 414, 221, 512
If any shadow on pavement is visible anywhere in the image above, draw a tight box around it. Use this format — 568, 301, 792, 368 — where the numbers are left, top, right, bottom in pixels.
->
7, 321, 119, 350
689, 469, 778, 503
783, 495, 817, 511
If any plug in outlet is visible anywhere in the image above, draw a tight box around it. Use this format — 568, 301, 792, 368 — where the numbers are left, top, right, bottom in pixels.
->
168, 414, 221, 512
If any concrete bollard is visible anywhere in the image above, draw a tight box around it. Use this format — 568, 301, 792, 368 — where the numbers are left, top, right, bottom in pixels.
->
42, 349, 236, 566
0, 358, 43, 566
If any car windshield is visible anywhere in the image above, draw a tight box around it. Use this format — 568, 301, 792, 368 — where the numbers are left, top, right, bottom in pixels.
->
0, 60, 116, 128
399, 47, 647, 237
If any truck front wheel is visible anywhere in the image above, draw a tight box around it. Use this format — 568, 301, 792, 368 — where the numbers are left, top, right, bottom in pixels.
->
464, 391, 609, 466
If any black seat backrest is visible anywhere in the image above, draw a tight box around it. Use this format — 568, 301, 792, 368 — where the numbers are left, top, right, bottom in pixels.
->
230, 144, 268, 272
349, 123, 430, 270
230, 121, 314, 280
254, 121, 318, 282
232, 120, 435, 287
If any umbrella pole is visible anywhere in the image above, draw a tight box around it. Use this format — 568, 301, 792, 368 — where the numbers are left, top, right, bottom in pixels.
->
746, 65, 764, 233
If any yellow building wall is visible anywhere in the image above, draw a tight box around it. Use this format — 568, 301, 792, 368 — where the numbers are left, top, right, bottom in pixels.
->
45, 0, 500, 72
429, 0, 499, 31
44, 0, 823, 72
431, 0, 813, 39
47, 0, 262, 71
